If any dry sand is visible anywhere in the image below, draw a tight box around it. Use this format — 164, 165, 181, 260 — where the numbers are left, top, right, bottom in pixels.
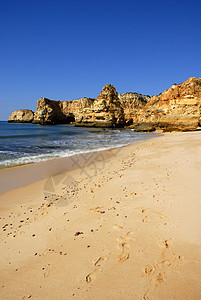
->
0, 132, 201, 300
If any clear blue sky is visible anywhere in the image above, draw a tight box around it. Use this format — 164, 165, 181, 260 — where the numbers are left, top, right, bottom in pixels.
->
0, 0, 201, 120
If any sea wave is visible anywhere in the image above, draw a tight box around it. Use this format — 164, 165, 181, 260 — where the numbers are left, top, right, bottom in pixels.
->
0, 122, 160, 168
0, 144, 128, 168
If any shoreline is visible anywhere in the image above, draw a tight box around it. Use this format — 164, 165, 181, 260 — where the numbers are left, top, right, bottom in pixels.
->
0, 134, 162, 195
0, 131, 200, 299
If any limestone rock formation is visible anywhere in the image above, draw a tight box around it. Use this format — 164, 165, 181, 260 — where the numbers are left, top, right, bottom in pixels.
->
118, 93, 150, 126
63, 98, 95, 124
75, 84, 125, 127
7, 77, 201, 131
32, 85, 126, 127
8, 109, 34, 123
33, 97, 94, 125
134, 77, 201, 131
33, 98, 74, 125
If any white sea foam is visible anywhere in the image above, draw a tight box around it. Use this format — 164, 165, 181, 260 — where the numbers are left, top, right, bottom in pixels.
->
0, 144, 128, 168
0, 122, 160, 169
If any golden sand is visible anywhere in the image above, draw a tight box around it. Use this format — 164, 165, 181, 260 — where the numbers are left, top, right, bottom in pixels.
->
0, 132, 201, 299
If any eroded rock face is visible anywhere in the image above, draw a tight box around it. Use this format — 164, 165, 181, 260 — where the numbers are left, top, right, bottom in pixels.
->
134, 77, 201, 131
75, 84, 125, 127
33, 97, 95, 125
8, 77, 201, 131
63, 98, 95, 124
33, 98, 75, 125
118, 93, 150, 126
8, 110, 34, 123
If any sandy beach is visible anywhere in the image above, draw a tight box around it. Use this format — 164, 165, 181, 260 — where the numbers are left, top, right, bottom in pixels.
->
0, 132, 201, 300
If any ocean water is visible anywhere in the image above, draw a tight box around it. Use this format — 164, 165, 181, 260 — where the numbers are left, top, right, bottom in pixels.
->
0, 121, 159, 168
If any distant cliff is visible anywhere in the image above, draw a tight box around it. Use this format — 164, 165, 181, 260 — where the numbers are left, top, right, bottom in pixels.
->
8, 77, 201, 131
32, 84, 125, 127
8, 109, 34, 123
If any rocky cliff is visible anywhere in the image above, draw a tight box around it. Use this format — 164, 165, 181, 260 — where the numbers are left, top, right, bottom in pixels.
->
8, 109, 34, 123
33, 85, 125, 127
8, 77, 201, 131
134, 77, 201, 131
33, 98, 78, 125
75, 84, 125, 127
118, 93, 150, 126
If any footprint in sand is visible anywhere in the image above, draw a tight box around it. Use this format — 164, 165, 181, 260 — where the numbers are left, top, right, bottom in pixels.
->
117, 242, 130, 262
143, 238, 186, 297
86, 257, 107, 283
136, 207, 169, 224
144, 263, 167, 288
144, 264, 156, 275
110, 232, 134, 262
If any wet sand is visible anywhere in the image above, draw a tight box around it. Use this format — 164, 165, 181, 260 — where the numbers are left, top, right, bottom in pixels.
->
0, 132, 201, 299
